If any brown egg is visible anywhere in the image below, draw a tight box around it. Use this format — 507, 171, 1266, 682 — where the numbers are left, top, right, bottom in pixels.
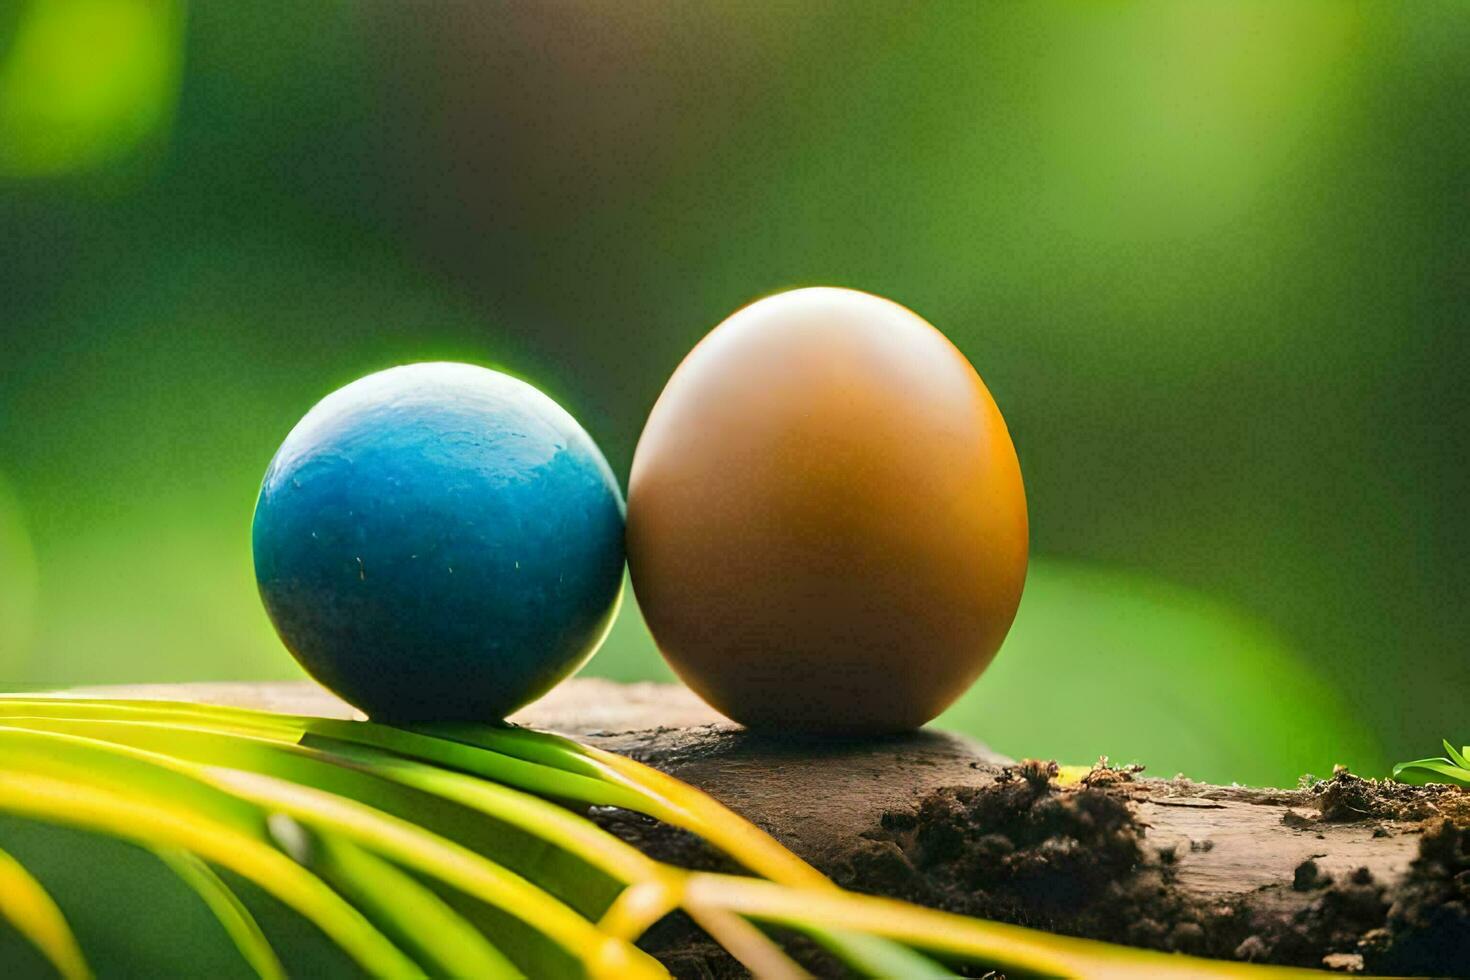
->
626, 287, 1028, 734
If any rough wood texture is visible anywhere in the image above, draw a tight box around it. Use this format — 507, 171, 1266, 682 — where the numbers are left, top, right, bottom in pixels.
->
38, 679, 1470, 973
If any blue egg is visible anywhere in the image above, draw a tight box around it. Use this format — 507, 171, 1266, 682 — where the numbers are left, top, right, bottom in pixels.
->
252, 362, 626, 722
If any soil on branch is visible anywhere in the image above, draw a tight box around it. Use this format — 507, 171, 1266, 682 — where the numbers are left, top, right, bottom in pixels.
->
516, 684, 1470, 977
834, 763, 1469, 975
591, 742, 1470, 977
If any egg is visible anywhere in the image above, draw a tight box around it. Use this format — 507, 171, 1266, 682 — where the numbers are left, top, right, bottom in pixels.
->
627, 288, 1027, 734
252, 362, 625, 722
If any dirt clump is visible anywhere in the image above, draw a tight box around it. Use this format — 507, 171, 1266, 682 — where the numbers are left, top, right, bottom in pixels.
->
842, 761, 1187, 945
1363, 817, 1470, 974
834, 766, 1470, 973
1077, 756, 1145, 788
1293, 858, 1332, 891
1310, 765, 1469, 824
1263, 865, 1389, 967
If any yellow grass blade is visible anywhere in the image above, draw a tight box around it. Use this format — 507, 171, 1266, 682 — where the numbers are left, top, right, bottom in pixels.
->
153, 848, 286, 980
0, 842, 92, 980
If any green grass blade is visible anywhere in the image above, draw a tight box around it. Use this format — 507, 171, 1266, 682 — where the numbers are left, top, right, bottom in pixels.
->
1441, 739, 1470, 772
490, 731, 961, 976
0, 725, 664, 979
684, 873, 1309, 978
803, 928, 956, 979
153, 847, 286, 980
0, 711, 665, 943
422, 724, 826, 884
0, 714, 647, 904
1391, 756, 1448, 778
0, 699, 653, 812
0, 841, 92, 980
0, 768, 420, 977
1392, 758, 1470, 786
0, 698, 304, 738
301, 733, 658, 885
416, 723, 619, 781
71, 704, 943, 976
423, 724, 956, 976
305, 720, 651, 812
208, 767, 665, 979
680, 902, 811, 980
0, 698, 645, 809
272, 820, 523, 980
0, 710, 702, 971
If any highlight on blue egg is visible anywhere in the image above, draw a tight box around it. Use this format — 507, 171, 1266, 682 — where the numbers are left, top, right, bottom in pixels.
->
251, 361, 626, 722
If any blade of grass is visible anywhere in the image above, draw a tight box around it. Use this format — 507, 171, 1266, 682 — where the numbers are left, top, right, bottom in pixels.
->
0, 714, 647, 911
0, 770, 419, 977
0, 699, 653, 813
270, 819, 523, 980
1442, 739, 1470, 772
25, 703, 951, 977
683, 902, 812, 980
2, 713, 926, 978
415, 724, 955, 976
305, 734, 659, 885
596, 878, 684, 941
417, 722, 616, 780
1392, 758, 1470, 786
1392, 756, 1447, 776
0, 841, 92, 980
419, 724, 827, 885
796, 930, 955, 980
0, 711, 733, 974
305, 719, 652, 812
208, 768, 665, 980
0, 726, 664, 979
3, 698, 646, 810
683, 873, 1311, 979
0, 699, 788, 881
0, 698, 305, 738
152, 847, 286, 980
587, 743, 825, 884
431, 727, 960, 976
0, 709, 679, 949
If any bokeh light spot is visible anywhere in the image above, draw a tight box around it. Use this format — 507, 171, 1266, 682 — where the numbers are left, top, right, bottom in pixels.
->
938, 558, 1384, 786
0, 0, 184, 177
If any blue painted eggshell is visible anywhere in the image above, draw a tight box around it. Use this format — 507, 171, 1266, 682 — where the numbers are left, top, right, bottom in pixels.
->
252, 362, 625, 721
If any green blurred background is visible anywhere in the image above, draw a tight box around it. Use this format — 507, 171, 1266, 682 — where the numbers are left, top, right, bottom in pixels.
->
1, 0, 1466, 786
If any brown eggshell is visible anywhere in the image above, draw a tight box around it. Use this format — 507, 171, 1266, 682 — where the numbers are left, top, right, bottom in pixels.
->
626, 287, 1028, 734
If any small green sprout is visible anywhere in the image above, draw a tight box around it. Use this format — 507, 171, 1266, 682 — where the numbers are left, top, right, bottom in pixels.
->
1392, 739, 1470, 787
